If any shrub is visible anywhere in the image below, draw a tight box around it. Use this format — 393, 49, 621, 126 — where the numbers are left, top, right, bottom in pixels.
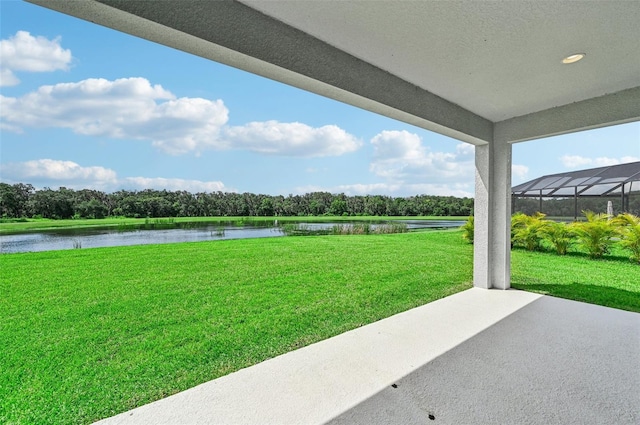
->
571, 211, 617, 259
612, 213, 640, 264
540, 220, 574, 255
511, 212, 547, 251
461, 216, 474, 244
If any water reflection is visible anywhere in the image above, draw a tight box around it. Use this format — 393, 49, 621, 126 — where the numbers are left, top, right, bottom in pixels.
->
0, 220, 462, 254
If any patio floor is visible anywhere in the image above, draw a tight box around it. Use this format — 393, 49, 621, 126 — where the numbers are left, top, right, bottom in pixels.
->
95, 288, 640, 424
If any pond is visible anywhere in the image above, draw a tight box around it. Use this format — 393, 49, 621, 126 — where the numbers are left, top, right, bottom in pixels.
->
0, 220, 462, 254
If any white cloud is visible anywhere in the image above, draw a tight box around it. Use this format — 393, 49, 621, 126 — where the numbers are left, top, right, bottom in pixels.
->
121, 177, 231, 193
1, 68, 20, 87
298, 132, 478, 197
294, 182, 474, 198
369, 131, 474, 182
455, 142, 475, 158
0, 159, 233, 193
298, 135, 528, 197
404, 183, 473, 198
512, 164, 529, 181
0, 31, 72, 86
560, 155, 597, 168
2, 77, 361, 157
560, 154, 640, 169
0, 121, 23, 133
224, 121, 361, 157
1, 159, 117, 189
0, 77, 229, 155
294, 183, 401, 196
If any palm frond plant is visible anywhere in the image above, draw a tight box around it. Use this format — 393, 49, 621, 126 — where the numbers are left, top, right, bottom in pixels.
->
571, 211, 617, 259
540, 220, 574, 255
612, 213, 640, 264
511, 212, 547, 251
461, 216, 474, 244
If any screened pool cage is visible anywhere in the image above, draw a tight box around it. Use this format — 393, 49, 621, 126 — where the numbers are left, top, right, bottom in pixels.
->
512, 161, 640, 219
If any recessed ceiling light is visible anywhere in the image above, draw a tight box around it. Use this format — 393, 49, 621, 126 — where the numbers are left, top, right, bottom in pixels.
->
562, 53, 585, 64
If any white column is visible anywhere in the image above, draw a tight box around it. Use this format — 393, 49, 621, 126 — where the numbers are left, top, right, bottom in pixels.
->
474, 141, 512, 290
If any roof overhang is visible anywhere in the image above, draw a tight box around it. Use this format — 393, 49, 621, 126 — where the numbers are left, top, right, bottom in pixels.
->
27, 0, 640, 146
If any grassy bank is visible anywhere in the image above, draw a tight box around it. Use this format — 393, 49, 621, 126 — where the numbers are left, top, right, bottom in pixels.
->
0, 231, 471, 424
0, 215, 466, 235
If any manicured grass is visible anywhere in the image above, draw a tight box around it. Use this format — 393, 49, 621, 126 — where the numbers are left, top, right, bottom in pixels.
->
512, 248, 640, 312
0, 215, 466, 234
0, 230, 471, 424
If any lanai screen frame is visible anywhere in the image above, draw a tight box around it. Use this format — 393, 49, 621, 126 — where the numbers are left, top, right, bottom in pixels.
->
512, 161, 640, 219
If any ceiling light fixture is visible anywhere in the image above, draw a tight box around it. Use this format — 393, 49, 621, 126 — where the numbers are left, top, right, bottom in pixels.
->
562, 53, 585, 64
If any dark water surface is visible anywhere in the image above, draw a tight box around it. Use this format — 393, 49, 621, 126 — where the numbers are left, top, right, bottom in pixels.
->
0, 220, 462, 253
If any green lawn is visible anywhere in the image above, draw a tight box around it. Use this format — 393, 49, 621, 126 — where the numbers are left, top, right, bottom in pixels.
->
0, 230, 471, 425
511, 248, 640, 312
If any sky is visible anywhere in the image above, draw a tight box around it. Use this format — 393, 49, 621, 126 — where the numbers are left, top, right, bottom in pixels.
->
1, 1, 639, 198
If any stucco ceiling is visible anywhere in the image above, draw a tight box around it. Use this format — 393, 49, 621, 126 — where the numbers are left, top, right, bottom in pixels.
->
244, 1, 639, 122
28, 0, 640, 146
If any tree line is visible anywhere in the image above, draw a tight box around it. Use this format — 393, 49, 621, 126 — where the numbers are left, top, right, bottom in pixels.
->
4, 183, 637, 220
0, 183, 474, 219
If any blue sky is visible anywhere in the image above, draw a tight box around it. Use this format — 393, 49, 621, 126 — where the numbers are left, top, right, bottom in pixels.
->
1, 1, 639, 198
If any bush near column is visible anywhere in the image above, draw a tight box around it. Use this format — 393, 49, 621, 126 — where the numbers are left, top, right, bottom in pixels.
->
612, 213, 640, 264
461, 216, 474, 244
571, 211, 617, 259
466, 211, 640, 263
511, 212, 547, 251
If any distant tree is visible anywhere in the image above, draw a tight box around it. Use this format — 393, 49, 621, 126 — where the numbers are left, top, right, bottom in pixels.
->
329, 198, 348, 216
76, 199, 109, 219
348, 196, 365, 215
309, 200, 324, 216
0, 183, 18, 218
309, 192, 331, 215
385, 197, 399, 216
364, 195, 386, 216
272, 195, 285, 216
30, 187, 74, 219
258, 197, 274, 216
0, 183, 35, 218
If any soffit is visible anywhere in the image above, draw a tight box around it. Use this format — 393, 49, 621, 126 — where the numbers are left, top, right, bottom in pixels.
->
243, 1, 640, 122
26, 0, 640, 145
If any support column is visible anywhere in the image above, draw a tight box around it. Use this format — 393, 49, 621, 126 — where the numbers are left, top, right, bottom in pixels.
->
474, 141, 512, 290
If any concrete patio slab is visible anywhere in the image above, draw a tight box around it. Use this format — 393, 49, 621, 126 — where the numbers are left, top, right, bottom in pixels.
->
328, 294, 640, 425
95, 288, 639, 424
